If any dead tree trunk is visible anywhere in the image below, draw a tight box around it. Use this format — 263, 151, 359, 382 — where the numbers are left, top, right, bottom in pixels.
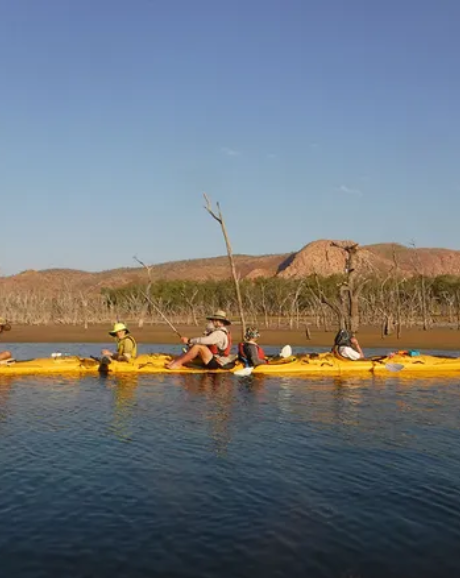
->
312, 274, 345, 330
456, 291, 460, 330
391, 247, 403, 339
420, 275, 429, 330
204, 194, 246, 339
180, 287, 199, 326
329, 242, 366, 333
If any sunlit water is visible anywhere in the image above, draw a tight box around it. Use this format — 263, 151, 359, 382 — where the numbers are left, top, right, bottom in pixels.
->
1, 343, 460, 578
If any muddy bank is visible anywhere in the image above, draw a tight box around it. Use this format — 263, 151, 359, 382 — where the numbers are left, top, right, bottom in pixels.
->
2, 324, 460, 351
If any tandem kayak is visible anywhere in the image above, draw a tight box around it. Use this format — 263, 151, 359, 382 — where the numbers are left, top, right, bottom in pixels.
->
1, 352, 460, 376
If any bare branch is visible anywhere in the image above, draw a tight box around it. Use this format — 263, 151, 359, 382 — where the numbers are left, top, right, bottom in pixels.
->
203, 193, 246, 337
133, 255, 148, 269
203, 193, 222, 224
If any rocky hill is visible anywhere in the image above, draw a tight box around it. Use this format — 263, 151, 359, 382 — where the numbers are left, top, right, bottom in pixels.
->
277, 240, 460, 279
2, 240, 460, 295
0, 254, 288, 295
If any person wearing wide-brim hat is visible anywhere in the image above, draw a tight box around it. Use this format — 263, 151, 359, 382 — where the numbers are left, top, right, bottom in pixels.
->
0, 317, 13, 364
101, 322, 137, 362
166, 310, 234, 370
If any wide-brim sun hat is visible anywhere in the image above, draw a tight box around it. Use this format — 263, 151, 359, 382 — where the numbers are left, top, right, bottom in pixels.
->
206, 310, 231, 325
109, 322, 130, 336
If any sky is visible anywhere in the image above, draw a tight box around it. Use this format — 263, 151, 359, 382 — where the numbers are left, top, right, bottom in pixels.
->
1, 0, 459, 275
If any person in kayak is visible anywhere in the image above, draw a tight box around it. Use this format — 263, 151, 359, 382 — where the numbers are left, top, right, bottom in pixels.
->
332, 328, 364, 360
0, 318, 13, 363
101, 322, 137, 362
238, 327, 267, 367
166, 310, 234, 370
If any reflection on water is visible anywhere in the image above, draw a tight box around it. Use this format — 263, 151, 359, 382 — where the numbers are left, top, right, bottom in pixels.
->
0, 345, 460, 577
0, 380, 12, 428
105, 375, 140, 442
181, 373, 236, 456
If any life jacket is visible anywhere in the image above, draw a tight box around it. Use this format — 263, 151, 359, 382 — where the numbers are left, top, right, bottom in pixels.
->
238, 342, 266, 363
207, 327, 232, 356
117, 334, 137, 359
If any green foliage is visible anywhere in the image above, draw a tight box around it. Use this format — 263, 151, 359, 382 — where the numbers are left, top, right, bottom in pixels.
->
7, 273, 460, 327
95, 273, 460, 328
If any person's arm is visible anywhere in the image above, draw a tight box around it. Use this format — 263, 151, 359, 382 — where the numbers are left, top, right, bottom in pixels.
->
189, 332, 227, 348
350, 337, 364, 358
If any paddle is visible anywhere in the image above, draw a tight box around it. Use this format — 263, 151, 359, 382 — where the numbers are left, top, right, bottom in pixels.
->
370, 357, 405, 372
234, 345, 293, 377
383, 363, 405, 372
279, 345, 292, 358
140, 290, 182, 339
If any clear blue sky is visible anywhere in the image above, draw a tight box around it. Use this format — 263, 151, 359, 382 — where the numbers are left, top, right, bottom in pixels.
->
1, 0, 459, 275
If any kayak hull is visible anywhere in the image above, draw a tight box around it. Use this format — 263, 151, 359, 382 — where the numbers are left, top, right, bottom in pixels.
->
1, 352, 460, 377
0, 356, 100, 376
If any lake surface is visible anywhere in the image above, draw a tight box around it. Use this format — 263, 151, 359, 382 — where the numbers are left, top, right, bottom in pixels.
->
1, 343, 460, 578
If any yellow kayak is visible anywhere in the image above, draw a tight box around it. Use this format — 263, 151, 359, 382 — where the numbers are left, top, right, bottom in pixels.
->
0, 356, 100, 376
1, 352, 459, 377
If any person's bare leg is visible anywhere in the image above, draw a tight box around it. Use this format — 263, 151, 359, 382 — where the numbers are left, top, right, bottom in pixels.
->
166, 345, 213, 369
0, 351, 12, 362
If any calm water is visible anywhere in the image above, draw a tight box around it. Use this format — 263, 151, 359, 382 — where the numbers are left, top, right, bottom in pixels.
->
1, 344, 460, 578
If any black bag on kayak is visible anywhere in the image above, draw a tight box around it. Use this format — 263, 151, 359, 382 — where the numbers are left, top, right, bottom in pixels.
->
334, 329, 352, 347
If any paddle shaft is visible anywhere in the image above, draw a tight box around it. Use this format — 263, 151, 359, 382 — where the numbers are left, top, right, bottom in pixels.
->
140, 291, 182, 339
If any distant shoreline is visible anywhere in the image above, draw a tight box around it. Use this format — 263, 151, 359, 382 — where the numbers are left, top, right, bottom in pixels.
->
2, 324, 460, 351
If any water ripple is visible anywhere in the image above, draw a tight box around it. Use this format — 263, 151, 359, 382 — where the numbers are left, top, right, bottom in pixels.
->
1, 346, 460, 577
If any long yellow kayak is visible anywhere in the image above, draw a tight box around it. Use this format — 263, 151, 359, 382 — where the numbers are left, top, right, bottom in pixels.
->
1, 352, 460, 376
0, 356, 100, 376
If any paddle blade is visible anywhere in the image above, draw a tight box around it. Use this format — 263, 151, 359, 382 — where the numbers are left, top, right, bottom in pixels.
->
234, 367, 254, 377
279, 345, 292, 358
385, 363, 405, 372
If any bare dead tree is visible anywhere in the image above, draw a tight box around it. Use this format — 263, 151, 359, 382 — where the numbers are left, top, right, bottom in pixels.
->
259, 281, 270, 328
318, 242, 367, 332
318, 291, 345, 329
180, 285, 199, 326
455, 289, 460, 330
391, 246, 403, 338
204, 193, 246, 338
310, 274, 332, 331
244, 286, 259, 326
408, 240, 432, 330
288, 279, 305, 329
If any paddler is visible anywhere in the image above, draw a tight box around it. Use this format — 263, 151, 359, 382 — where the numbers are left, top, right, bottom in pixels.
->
0, 318, 13, 363
101, 322, 137, 362
332, 328, 364, 360
238, 327, 267, 367
166, 310, 234, 370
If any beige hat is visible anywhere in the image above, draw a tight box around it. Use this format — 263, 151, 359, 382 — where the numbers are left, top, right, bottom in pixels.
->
206, 310, 231, 325
109, 322, 130, 336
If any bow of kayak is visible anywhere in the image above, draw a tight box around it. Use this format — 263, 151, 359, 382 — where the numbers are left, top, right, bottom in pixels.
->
0, 356, 100, 376
372, 353, 460, 374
